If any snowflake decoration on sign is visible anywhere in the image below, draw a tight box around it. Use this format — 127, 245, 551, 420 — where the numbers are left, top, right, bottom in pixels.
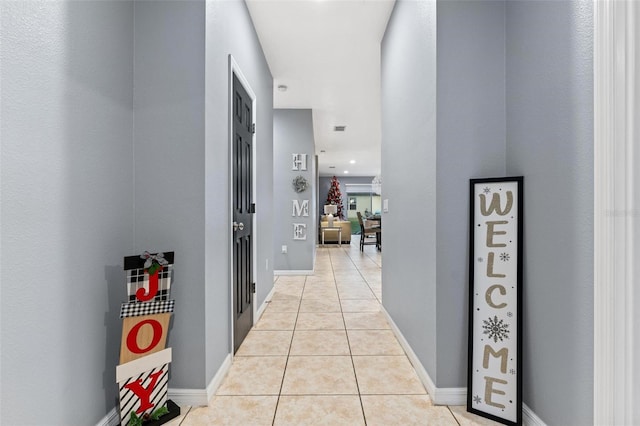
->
509, 369, 516, 375
507, 311, 513, 318
500, 252, 510, 261
473, 395, 482, 404
482, 315, 510, 343
483, 187, 491, 194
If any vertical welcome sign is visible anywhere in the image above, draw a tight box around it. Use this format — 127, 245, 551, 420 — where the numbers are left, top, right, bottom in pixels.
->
468, 177, 523, 425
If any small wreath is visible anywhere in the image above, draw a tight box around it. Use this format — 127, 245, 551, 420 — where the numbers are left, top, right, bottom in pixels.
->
292, 175, 309, 193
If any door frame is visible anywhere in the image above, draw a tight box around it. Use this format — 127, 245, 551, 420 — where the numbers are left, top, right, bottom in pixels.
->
228, 55, 258, 354
594, 1, 638, 423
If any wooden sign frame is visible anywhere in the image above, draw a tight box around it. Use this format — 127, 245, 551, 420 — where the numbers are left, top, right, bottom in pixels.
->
467, 176, 523, 425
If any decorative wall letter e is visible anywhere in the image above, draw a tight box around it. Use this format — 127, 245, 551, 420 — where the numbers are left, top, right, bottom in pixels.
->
293, 223, 307, 240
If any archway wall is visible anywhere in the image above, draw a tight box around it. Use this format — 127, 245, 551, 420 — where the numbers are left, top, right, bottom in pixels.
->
382, 1, 593, 424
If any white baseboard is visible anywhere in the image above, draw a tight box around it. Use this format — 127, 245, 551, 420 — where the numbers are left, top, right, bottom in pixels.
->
432, 387, 466, 406
95, 406, 119, 426
523, 403, 547, 426
168, 387, 208, 407
274, 269, 314, 276
206, 353, 232, 402
168, 353, 233, 407
382, 307, 547, 425
256, 286, 276, 321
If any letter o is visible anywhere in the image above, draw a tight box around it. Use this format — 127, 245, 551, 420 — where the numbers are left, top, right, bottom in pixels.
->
126, 319, 163, 354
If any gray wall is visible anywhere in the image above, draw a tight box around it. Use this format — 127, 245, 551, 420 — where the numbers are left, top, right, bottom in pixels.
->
1, 1, 134, 424
506, 1, 593, 424
134, 0, 274, 389
1, 0, 274, 422
382, 0, 594, 423
436, 0, 507, 388
133, 0, 207, 389
273, 110, 317, 272
381, 0, 438, 379
204, 0, 274, 378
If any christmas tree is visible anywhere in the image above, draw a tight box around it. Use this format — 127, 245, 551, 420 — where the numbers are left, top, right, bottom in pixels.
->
325, 176, 344, 219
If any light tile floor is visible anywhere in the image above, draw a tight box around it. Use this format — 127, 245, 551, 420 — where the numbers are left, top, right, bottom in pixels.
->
169, 237, 501, 425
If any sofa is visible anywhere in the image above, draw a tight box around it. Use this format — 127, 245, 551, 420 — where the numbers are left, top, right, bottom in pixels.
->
319, 218, 352, 244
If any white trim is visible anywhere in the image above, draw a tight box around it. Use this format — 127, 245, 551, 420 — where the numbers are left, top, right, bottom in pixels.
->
95, 407, 119, 426
382, 306, 548, 424
274, 269, 314, 276
228, 55, 258, 353
381, 306, 464, 405
167, 353, 233, 407
523, 404, 547, 426
168, 388, 208, 407
256, 285, 276, 322
206, 353, 233, 402
433, 387, 466, 406
594, 1, 638, 424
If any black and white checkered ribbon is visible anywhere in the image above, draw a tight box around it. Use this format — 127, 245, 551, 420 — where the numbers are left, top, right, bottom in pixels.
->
120, 300, 175, 318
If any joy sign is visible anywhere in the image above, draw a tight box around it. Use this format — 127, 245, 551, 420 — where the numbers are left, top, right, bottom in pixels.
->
468, 177, 523, 426
116, 251, 179, 425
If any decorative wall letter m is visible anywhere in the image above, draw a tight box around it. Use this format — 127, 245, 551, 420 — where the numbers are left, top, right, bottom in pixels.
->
292, 200, 310, 217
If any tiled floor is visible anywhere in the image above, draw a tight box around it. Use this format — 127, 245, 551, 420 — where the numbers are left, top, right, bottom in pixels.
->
169, 237, 501, 425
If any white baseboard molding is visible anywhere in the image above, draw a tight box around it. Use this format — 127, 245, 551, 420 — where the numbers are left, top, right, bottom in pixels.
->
168, 353, 233, 407
95, 406, 119, 426
382, 307, 547, 425
206, 353, 233, 401
256, 286, 276, 321
523, 403, 547, 426
274, 269, 314, 276
382, 306, 434, 396
168, 387, 208, 407
432, 387, 466, 406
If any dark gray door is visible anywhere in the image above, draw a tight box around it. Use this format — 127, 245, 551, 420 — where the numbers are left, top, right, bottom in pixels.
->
232, 74, 253, 353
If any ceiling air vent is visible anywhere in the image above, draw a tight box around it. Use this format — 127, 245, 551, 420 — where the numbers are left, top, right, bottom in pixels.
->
333, 126, 346, 132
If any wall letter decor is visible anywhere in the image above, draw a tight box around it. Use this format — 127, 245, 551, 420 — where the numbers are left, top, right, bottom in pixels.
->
293, 223, 307, 240
292, 153, 308, 171
292, 199, 310, 217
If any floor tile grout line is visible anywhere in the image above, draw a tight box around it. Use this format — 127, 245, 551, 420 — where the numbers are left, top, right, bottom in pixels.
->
447, 405, 463, 425
330, 247, 369, 426
270, 275, 306, 426
176, 406, 192, 426
340, 240, 382, 303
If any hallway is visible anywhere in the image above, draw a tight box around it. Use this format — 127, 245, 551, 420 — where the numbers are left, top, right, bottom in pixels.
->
169, 238, 497, 425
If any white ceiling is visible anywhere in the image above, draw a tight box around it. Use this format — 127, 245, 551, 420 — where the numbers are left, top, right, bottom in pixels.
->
245, 0, 396, 177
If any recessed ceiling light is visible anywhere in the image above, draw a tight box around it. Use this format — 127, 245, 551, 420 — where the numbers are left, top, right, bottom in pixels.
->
277, 85, 288, 92
350, 160, 356, 164
344, 171, 349, 174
